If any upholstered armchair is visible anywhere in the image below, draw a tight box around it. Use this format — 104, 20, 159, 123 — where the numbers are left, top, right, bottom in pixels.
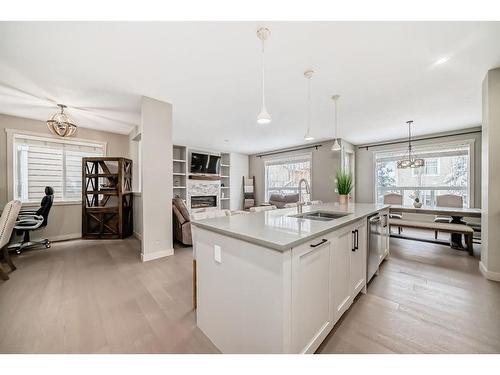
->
172, 198, 192, 246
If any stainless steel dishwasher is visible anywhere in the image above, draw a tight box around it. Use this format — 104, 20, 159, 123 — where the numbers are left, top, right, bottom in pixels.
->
367, 213, 382, 283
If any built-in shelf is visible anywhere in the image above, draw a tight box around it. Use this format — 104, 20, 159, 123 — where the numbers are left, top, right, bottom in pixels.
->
173, 146, 233, 211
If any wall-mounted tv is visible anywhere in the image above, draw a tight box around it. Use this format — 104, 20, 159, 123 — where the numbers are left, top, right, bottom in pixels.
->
190, 152, 221, 175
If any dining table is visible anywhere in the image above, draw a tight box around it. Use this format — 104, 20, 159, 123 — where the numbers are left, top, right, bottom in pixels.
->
389, 204, 481, 248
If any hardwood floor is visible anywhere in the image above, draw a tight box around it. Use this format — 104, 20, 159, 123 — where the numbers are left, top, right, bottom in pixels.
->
1, 235, 499, 353
0, 239, 219, 353
318, 236, 500, 353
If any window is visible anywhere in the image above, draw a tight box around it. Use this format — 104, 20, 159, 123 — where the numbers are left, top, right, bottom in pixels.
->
264, 154, 312, 202
375, 141, 471, 207
13, 133, 105, 203
411, 158, 439, 176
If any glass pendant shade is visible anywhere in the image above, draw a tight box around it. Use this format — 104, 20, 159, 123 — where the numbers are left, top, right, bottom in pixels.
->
47, 104, 77, 137
304, 131, 314, 141
331, 138, 341, 151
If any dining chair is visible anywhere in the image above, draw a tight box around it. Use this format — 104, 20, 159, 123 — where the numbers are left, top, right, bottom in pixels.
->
0, 200, 22, 281
249, 205, 277, 212
434, 194, 463, 239
384, 193, 403, 234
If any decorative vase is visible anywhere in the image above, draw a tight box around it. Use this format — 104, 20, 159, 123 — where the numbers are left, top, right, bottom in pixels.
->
339, 194, 348, 205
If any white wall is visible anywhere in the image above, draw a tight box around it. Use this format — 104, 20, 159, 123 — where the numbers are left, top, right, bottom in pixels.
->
355, 128, 482, 208
480, 68, 500, 281
229, 152, 249, 211
140, 96, 173, 261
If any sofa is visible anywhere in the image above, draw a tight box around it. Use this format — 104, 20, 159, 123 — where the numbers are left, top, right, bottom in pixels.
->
268, 193, 300, 209
172, 198, 193, 245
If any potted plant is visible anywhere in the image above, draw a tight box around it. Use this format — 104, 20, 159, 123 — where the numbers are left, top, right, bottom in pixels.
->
336, 170, 353, 205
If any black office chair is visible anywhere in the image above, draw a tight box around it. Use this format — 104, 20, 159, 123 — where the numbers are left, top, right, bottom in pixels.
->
9, 186, 54, 254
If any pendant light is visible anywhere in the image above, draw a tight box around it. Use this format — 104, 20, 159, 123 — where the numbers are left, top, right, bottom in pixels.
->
304, 69, 314, 141
397, 120, 425, 168
46, 104, 78, 137
256, 27, 271, 125
331, 95, 342, 151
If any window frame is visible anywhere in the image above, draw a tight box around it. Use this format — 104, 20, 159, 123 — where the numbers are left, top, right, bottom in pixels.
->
372, 139, 475, 208
6, 129, 107, 206
263, 152, 313, 202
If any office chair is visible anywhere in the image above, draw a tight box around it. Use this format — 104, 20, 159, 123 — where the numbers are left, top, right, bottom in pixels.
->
9, 186, 54, 254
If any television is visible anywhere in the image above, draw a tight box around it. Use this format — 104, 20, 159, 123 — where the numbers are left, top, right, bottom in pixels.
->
190, 152, 221, 175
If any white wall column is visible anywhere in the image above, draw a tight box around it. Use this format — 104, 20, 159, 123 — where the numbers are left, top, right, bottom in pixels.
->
140, 96, 173, 261
480, 68, 500, 281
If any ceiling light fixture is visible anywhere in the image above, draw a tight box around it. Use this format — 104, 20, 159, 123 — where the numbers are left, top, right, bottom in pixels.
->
304, 69, 315, 141
46, 104, 78, 137
397, 120, 425, 169
434, 57, 450, 65
331, 95, 341, 151
256, 27, 271, 125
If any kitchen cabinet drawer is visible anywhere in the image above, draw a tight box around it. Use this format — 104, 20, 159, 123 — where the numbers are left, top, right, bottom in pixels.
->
291, 236, 332, 353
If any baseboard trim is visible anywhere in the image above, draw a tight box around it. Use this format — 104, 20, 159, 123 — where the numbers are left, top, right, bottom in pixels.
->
479, 261, 500, 282
133, 231, 142, 240
44, 233, 81, 242
141, 248, 174, 262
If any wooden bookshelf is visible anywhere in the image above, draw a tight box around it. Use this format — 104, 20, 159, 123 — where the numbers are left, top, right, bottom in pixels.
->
82, 157, 133, 239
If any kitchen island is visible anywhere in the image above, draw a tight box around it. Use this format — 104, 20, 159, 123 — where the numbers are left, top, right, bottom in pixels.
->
191, 203, 390, 353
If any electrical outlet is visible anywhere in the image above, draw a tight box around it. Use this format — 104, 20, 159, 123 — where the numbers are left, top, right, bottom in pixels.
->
214, 245, 222, 263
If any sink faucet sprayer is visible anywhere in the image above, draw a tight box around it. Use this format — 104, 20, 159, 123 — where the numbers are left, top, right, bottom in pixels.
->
297, 178, 311, 214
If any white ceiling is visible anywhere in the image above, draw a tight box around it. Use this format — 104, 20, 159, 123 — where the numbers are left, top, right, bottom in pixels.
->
1, 22, 500, 154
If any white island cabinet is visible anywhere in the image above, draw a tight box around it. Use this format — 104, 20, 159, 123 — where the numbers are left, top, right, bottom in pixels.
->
192, 203, 388, 353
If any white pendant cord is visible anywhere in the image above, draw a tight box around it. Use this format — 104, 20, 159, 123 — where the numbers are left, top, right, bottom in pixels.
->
306, 75, 311, 135
331, 95, 341, 151
334, 98, 338, 138
261, 38, 266, 110
257, 27, 271, 124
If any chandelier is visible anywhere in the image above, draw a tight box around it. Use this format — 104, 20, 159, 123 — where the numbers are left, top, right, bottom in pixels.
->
397, 120, 425, 169
47, 104, 78, 137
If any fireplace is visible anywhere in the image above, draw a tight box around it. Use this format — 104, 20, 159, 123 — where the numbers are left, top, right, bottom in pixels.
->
191, 195, 217, 209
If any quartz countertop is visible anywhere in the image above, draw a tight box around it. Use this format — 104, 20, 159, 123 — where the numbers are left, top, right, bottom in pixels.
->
191, 203, 389, 251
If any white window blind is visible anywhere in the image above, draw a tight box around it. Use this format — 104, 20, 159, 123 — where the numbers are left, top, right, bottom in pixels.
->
13, 134, 105, 203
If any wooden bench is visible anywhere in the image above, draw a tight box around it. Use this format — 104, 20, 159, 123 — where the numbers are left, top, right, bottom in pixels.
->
388, 218, 474, 255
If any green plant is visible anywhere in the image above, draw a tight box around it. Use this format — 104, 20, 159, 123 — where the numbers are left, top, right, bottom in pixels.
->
336, 170, 353, 195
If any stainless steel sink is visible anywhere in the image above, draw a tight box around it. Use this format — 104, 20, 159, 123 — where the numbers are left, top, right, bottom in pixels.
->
290, 211, 349, 221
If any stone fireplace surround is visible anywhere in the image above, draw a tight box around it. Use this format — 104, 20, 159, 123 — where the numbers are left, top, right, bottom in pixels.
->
187, 179, 221, 212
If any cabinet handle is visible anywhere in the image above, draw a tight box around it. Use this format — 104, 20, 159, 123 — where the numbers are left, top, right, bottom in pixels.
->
383, 214, 388, 228
352, 231, 356, 251
310, 238, 328, 248
355, 229, 359, 250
